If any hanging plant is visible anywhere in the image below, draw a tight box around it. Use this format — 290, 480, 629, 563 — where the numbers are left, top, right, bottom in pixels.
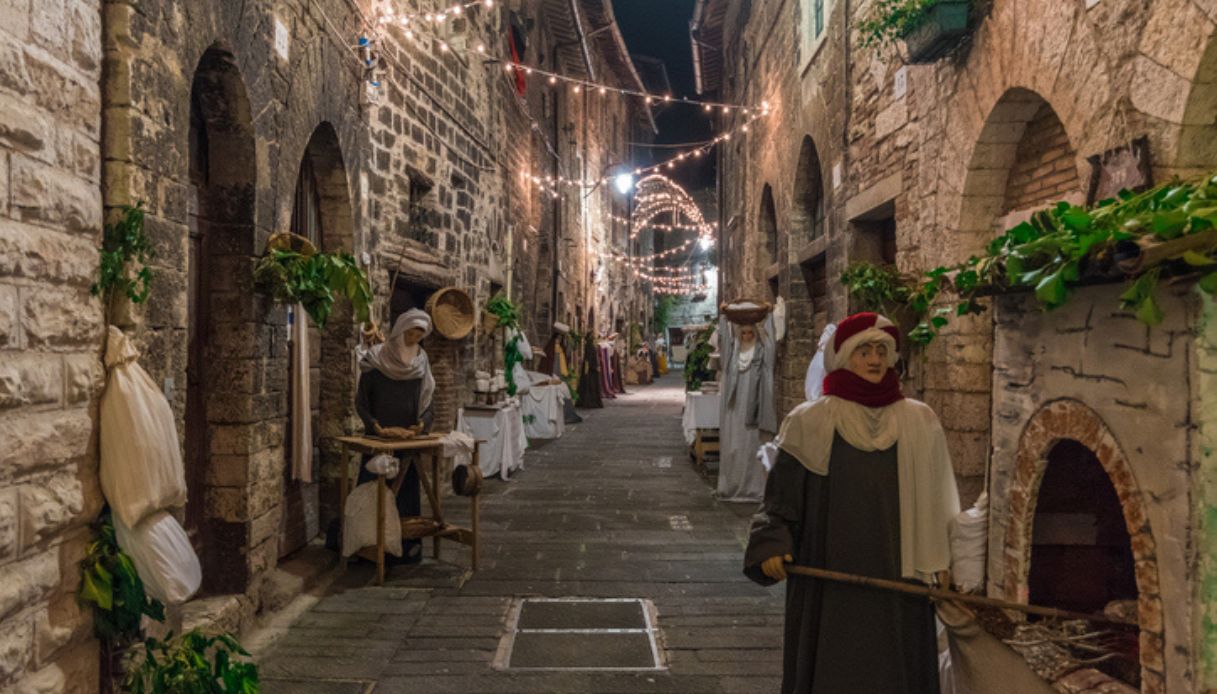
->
124, 630, 259, 694
78, 513, 165, 646
253, 247, 372, 329
843, 173, 1217, 346
484, 293, 525, 394
858, 0, 971, 61
684, 327, 716, 392
485, 293, 521, 330
91, 202, 154, 307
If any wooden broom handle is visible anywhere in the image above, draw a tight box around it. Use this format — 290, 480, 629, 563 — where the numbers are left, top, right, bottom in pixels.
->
784, 564, 1138, 628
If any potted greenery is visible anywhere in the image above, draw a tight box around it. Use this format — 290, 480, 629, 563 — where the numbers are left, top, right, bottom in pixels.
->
858, 0, 971, 63
252, 232, 372, 329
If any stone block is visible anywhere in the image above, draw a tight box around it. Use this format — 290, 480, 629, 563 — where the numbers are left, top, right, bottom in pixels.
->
35, 590, 88, 668
21, 286, 102, 351
0, 408, 91, 482
0, 614, 33, 680
0, 221, 97, 285
0, 488, 16, 560
0, 353, 61, 409
0, 32, 29, 94
62, 355, 101, 406
19, 472, 84, 548
0, 283, 18, 348
23, 49, 99, 135
0, 551, 58, 621
0, 90, 49, 154
10, 155, 99, 235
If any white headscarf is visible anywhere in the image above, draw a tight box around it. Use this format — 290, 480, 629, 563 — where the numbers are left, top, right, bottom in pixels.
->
359, 309, 435, 413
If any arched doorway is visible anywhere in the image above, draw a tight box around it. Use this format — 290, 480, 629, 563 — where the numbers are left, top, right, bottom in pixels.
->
947, 88, 1085, 499
281, 123, 358, 556
282, 122, 357, 557
758, 184, 778, 294
185, 45, 259, 595
792, 135, 825, 242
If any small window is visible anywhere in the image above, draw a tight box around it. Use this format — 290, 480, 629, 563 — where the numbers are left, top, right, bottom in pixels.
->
800, 0, 831, 69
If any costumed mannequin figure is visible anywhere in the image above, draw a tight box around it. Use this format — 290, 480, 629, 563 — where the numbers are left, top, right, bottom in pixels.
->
355, 309, 436, 564
577, 310, 605, 408
743, 312, 960, 693
716, 312, 777, 502
539, 322, 583, 424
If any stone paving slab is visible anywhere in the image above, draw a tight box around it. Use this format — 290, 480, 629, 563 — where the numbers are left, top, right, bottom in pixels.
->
253, 374, 785, 691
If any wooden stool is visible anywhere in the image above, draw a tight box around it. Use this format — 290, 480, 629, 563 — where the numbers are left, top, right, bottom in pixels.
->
692, 428, 720, 468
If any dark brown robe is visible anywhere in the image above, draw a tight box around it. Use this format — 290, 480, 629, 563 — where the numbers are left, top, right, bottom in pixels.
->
744, 435, 939, 693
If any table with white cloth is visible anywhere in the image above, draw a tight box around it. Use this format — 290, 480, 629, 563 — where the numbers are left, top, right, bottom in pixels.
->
683, 391, 721, 468
457, 399, 529, 480
521, 382, 569, 439
682, 391, 720, 444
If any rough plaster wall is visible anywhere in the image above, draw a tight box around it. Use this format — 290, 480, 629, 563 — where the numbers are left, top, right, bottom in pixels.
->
991, 286, 1195, 692
1193, 291, 1217, 690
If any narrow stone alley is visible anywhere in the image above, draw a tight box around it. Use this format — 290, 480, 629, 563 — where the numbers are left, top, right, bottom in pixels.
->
252, 374, 784, 693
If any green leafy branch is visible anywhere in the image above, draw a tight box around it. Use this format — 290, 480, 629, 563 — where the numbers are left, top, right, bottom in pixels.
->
684, 327, 716, 392
843, 174, 1217, 346
78, 513, 165, 646
91, 203, 154, 306
857, 0, 943, 50
253, 249, 372, 329
485, 293, 521, 331
124, 630, 259, 694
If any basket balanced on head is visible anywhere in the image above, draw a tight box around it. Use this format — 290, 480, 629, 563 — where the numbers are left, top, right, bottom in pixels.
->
425, 287, 476, 340
721, 300, 771, 326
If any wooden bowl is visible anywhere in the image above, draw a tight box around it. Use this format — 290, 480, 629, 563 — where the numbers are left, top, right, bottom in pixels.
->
721, 300, 771, 326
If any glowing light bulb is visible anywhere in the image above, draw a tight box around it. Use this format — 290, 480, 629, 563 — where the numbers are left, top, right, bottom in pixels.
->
573, 85, 581, 93
548, 76, 557, 85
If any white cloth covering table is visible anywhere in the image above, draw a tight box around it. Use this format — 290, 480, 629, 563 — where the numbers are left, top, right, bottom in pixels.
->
522, 382, 569, 439
682, 391, 721, 445
457, 399, 528, 480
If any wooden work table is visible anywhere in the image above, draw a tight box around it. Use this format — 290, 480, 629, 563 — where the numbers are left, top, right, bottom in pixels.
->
335, 434, 479, 585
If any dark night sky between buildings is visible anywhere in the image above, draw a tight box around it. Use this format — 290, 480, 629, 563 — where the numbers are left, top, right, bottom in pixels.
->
613, 0, 717, 193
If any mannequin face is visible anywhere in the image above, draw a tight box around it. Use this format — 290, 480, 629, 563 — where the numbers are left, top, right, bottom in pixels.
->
402, 327, 426, 347
847, 341, 889, 384
738, 325, 758, 347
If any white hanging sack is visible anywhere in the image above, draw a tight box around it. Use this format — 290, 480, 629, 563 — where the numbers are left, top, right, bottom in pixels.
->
113, 510, 202, 605
342, 480, 403, 557
99, 327, 187, 528
949, 492, 989, 593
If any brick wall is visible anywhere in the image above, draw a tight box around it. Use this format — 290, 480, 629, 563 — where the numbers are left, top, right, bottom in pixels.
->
0, 0, 104, 689
1003, 103, 1082, 214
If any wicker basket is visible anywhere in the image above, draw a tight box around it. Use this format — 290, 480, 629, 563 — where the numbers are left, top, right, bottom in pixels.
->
266, 231, 317, 256
481, 310, 500, 335
721, 300, 771, 326
425, 287, 475, 340
401, 516, 441, 539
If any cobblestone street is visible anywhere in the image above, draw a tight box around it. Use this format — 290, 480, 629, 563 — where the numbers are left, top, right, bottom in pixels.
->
253, 374, 784, 693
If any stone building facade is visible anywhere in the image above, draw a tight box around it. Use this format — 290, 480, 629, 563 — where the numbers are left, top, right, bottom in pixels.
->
0, 0, 650, 690
696, 0, 1217, 691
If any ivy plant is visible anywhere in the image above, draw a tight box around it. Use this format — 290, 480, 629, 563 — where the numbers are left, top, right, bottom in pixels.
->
253, 249, 372, 329
78, 513, 165, 645
842, 173, 1217, 346
485, 293, 521, 330
684, 327, 716, 392
857, 0, 944, 50
486, 294, 525, 395
840, 262, 915, 315
91, 202, 154, 306
124, 630, 259, 694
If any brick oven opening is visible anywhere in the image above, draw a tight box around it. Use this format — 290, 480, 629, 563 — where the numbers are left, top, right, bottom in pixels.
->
1028, 438, 1140, 683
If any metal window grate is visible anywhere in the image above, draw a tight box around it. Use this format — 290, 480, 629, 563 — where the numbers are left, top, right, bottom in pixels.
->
495, 598, 665, 671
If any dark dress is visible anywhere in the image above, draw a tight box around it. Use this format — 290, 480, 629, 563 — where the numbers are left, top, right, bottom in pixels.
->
578, 336, 604, 409
744, 435, 939, 694
354, 369, 434, 561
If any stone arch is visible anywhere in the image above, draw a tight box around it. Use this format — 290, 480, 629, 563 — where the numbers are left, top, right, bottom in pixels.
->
1176, 29, 1217, 177
1003, 399, 1164, 688
934, 89, 1086, 502
791, 135, 826, 242
279, 123, 358, 558
185, 44, 261, 596
758, 183, 778, 273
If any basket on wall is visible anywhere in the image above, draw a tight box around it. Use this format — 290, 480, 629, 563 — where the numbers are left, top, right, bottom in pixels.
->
265, 231, 318, 256
720, 300, 771, 326
425, 287, 476, 340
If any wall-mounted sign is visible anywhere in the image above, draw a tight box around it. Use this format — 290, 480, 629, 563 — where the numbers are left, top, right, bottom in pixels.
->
1086, 136, 1152, 206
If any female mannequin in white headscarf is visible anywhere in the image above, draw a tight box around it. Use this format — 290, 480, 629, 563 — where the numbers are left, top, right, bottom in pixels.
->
355, 308, 436, 564
716, 312, 777, 502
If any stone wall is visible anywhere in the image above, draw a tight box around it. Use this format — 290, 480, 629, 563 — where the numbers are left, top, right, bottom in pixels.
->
710, 0, 1217, 688
0, 0, 105, 689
